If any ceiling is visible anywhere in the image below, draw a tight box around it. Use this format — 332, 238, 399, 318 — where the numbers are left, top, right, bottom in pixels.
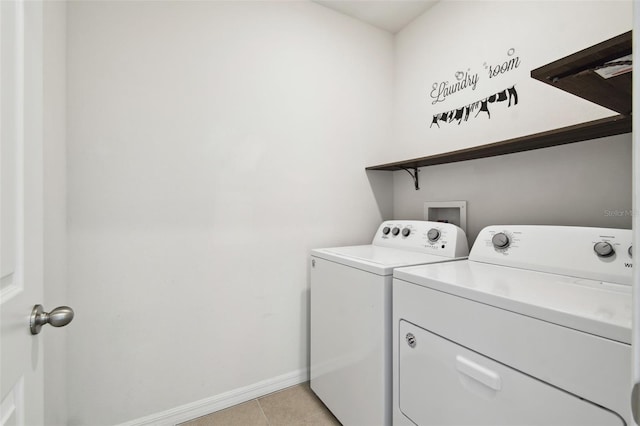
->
313, 0, 438, 33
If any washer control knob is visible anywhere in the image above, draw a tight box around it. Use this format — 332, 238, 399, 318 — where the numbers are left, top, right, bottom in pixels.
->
427, 228, 440, 242
382, 226, 391, 235
392, 227, 400, 236
594, 241, 615, 258
629, 246, 633, 258
402, 228, 411, 237
492, 233, 510, 249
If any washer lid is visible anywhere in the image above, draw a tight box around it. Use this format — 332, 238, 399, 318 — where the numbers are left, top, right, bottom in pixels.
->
311, 245, 466, 276
393, 261, 632, 344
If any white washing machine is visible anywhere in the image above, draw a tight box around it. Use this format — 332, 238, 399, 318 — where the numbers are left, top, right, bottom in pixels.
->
392, 225, 633, 426
310, 220, 469, 426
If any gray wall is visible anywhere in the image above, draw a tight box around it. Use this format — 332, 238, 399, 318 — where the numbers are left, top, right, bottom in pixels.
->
393, 134, 632, 246
65, 2, 394, 424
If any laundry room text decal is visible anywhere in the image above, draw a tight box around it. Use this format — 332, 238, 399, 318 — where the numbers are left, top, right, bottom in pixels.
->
485, 48, 521, 79
430, 70, 479, 105
429, 48, 521, 128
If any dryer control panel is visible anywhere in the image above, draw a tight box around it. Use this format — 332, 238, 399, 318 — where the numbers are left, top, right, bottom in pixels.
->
470, 225, 632, 285
374, 220, 469, 259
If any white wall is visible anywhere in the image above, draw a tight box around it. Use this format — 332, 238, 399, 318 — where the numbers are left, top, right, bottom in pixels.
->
62, 1, 634, 423
392, 0, 632, 163
391, 0, 632, 244
65, 1, 393, 424
42, 2, 67, 425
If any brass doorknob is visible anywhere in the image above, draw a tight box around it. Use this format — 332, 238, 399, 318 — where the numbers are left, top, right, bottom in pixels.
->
30, 304, 74, 335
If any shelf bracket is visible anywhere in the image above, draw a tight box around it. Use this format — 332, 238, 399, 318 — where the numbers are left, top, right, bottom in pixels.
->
401, 167, 420, 190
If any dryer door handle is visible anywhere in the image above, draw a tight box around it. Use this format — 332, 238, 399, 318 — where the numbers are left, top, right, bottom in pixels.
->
456, 355, 502, 391
631, 381, 640, 424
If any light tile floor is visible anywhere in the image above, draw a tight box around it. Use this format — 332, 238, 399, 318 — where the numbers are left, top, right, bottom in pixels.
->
180, 383, 342, 426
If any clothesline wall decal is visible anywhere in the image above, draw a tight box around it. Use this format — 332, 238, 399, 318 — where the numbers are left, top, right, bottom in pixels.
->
430, 85, 519, 128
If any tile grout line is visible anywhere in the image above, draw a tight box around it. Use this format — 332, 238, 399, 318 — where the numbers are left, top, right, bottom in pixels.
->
255, 397, 271, 426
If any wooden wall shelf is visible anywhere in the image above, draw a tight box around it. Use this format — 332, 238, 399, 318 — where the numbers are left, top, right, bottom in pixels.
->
366, 31, 632, 178
366, 114, 631, 171
531, 31, 631, 116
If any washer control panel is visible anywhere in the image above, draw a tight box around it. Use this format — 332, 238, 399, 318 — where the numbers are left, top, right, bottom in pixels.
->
373, 220, 469, 259
471, 225, 632, 285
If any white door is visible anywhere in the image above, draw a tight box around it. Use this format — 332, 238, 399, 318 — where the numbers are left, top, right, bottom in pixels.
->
1, 0, 45, 424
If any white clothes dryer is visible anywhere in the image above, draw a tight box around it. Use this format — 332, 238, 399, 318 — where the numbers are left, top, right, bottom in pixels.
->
310, 220, 469, 426
393, 225, 633, 426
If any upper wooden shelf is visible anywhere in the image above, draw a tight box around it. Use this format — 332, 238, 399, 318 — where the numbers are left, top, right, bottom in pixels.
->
366, 31, 632, 174
531, 31, 631, 116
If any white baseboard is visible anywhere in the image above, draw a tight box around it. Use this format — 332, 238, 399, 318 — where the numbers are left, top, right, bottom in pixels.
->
116, 368, 310, 426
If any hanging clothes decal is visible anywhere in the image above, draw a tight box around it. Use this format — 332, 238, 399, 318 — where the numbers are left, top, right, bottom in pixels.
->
430, 85, 519, 128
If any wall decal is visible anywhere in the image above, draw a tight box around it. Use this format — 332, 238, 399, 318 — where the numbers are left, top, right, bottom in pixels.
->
429, 48, 520, 106
428, 47, 522, 129
430, 69, 479, 105
485, 48, 521, 79
430, 85, 518, 128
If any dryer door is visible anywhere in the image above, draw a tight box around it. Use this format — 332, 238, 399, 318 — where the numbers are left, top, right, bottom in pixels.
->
398, 320, 624, 426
